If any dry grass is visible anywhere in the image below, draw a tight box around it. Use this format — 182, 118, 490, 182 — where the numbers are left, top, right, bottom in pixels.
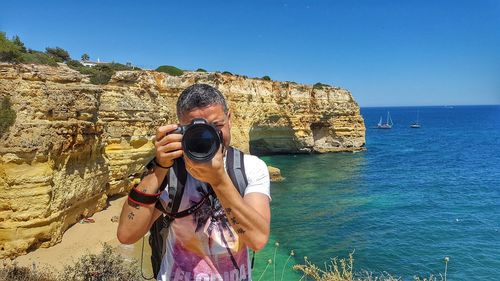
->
293, 252, 400, 281
58, 243, 142, 281
0, 260, 56, 281
293, 252, 446, 281
1, 243, 142, 281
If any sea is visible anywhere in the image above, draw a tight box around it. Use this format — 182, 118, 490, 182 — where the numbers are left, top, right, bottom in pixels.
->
253, 105, 500, 281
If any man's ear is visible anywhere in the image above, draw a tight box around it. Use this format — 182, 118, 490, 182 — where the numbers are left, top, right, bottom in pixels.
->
227, 111, 232, 128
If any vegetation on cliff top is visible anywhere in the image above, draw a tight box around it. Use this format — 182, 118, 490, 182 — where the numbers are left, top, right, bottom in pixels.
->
1, 32, 304, 86
0, 32, 59, 66
66, 60, 139, 84
0, 32, 140, 84
156, 65, 184, 76
313, 82, 331, 90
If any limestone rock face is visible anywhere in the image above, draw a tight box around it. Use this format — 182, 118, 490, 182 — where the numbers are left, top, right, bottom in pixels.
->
0, 63, 365, 258
268, 166, 284, 182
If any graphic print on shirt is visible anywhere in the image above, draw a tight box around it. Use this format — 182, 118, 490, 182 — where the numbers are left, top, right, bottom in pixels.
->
192, 185, 236, 255
164, 180, 249, 281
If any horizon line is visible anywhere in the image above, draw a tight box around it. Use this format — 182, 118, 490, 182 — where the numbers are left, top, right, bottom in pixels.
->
360, 104, 500, 108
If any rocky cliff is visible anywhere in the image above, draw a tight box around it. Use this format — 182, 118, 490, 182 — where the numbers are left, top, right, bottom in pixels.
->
0, 63, 365, 258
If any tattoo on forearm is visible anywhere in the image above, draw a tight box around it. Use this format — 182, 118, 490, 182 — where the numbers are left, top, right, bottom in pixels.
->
225, 208, 245, 234
128, 212, 135, 220
230, 217, 239, 225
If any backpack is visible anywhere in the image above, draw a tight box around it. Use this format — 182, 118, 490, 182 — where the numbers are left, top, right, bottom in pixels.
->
146, 146, 249, 279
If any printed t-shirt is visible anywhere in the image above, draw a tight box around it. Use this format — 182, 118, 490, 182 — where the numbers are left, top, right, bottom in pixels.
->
156, 154, 270, 281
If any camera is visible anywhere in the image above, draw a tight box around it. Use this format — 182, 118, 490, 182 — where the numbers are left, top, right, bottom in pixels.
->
172, 118, 223, 162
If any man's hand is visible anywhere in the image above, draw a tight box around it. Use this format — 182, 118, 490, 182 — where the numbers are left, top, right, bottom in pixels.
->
155, 124, 183, 167
117, 124, 181, 245
183, 146, 227, 186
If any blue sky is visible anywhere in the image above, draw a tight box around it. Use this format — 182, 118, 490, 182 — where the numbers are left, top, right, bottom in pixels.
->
1, 0, 499, 107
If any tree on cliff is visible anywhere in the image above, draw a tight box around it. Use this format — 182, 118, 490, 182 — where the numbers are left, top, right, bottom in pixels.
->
0, 32, 59, 65
45, 47, 70, 62
0, 32, 23, 62
11, 35, 27, 52
81, 53, 90, 61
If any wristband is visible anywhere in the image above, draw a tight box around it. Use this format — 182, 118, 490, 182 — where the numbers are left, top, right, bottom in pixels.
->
128, 186, 161, 206
154, 158, 173, 169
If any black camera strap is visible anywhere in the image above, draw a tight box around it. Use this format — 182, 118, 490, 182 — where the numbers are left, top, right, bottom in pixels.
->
164, 192, 211, 219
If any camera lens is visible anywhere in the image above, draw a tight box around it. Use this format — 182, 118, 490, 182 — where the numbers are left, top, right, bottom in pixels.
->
182, 124, 220, 161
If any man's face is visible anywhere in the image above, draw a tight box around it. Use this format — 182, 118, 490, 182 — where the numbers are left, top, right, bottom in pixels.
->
179, 104, 231, 148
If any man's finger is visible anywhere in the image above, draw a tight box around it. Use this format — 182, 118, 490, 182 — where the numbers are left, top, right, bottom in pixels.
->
155, 133, 183, 148
157, 142, 183, 154
155, 124, 178, 141
158, 149, 183, 160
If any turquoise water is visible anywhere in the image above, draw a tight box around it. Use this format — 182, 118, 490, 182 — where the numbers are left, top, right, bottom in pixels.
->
254, 105, 500, 280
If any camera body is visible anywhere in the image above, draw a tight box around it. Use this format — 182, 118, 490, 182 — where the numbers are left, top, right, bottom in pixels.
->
172, 118, 223, 162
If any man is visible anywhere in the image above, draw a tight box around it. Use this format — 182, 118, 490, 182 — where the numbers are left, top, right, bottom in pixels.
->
117, 84, 271, 281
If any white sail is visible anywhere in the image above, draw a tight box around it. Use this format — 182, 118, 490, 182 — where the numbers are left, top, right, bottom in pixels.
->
377, 112, 392, 129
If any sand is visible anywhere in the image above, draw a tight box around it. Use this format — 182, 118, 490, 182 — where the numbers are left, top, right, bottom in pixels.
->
14, 196, 130, 271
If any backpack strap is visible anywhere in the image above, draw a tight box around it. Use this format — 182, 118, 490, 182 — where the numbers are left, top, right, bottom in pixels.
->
168, 158, 187, 214
149, 158, 187, 278
226, 146, 248, 196
226, 147, 257, 269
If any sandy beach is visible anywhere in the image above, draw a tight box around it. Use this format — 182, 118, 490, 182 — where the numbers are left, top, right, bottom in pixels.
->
14, 196, 132, 272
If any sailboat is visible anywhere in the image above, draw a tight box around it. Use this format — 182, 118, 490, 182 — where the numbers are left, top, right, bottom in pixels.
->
377, 112, 393, 129
410, 110, 421, 128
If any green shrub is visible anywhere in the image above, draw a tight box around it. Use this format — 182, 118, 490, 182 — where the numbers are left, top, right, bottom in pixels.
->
105, 62, 136, 71
12, 35, 27, 52
20, 51, 59, 66
89, 64, 114, 84
156, 65, 184, 76
222, 71, 233, 75
0, 96, 16, 136
45, 47, 70, 62
0, 32, 23, 62
196, 68, 207, 72
262, 75, 271, 81
0, 33, 60, 66
58, 243, 142, 281
67, 61, 94, 75
67, 62, 132, 85
67, 59, 84, 68
313, 82, 330, 90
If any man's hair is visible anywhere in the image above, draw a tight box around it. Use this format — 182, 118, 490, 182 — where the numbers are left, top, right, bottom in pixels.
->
176, 84, 228, 118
